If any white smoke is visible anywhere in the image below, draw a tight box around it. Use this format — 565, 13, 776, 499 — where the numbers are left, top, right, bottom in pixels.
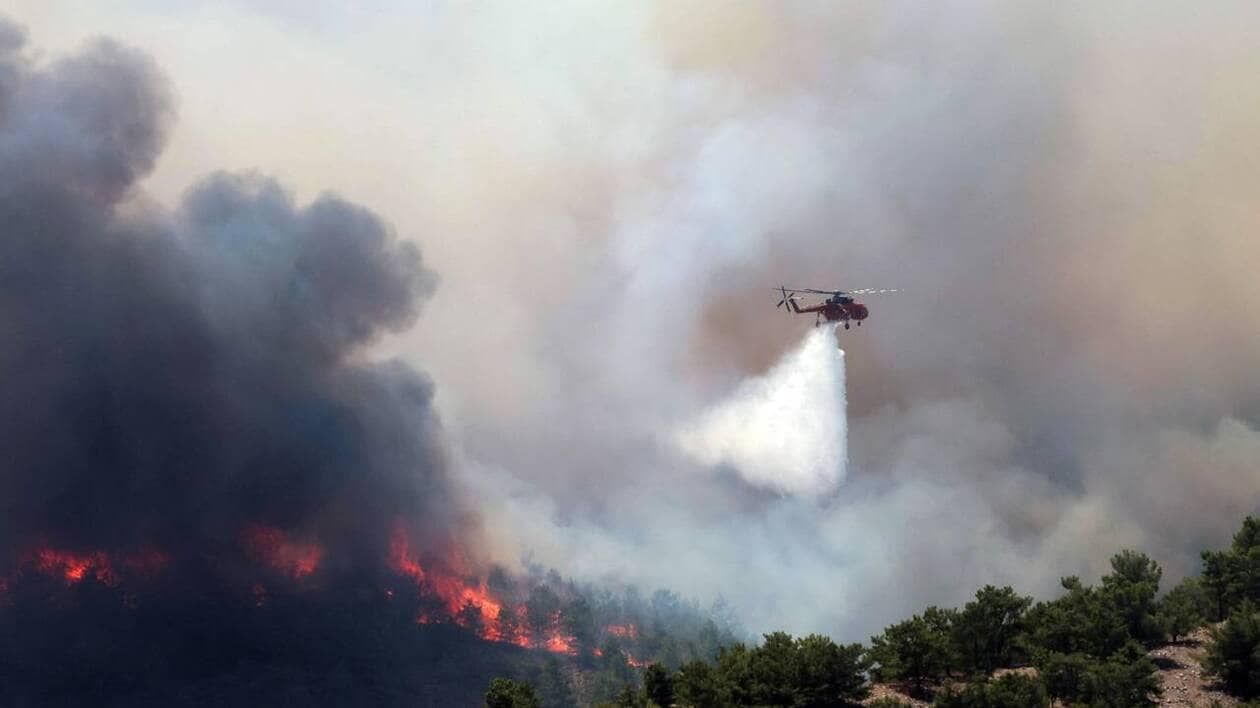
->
676, 325, 847, 496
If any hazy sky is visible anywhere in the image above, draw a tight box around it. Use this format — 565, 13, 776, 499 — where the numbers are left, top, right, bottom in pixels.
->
9, 1, 1260, 639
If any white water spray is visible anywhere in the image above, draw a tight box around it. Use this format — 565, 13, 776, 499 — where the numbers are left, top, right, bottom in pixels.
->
677, 325, 848, 496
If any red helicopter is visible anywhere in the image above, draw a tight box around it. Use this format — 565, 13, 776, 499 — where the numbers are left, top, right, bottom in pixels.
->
775, 286, 899, 329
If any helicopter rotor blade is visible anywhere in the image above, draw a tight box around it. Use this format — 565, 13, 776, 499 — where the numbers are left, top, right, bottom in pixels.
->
772, 287, 833, 294
772, 286, 901, 296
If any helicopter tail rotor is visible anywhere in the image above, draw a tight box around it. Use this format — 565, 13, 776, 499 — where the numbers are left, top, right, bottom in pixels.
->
776, 286, 797, 313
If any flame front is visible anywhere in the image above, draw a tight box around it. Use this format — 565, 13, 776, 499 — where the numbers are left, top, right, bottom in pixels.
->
606, 623, 638, 639
387, 524, 577, 654
27, 546, 171, 587
6, 528, 652, 664
35, 548, 116, 585
241, 524, 323, 579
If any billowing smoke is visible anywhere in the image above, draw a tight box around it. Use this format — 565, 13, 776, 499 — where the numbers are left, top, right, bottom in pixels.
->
0, 23, 451, 565
364, 1, 1260, 641
7, 0, 1260, 659
677, 326, 847, 496
0, 19, 520, 705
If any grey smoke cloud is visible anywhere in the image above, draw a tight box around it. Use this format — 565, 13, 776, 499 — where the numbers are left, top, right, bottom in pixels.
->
412, 1, 1260, 639
5, 1, 1260, 646
0, 15, 449, 581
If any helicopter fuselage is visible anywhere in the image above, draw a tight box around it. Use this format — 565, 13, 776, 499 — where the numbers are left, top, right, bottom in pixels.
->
788, 299, 869, 327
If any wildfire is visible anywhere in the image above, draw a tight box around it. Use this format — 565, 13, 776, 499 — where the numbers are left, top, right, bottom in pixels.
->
543, 633, 576, 654
387, 524, 578, 654
9, 524, 595, 659
388, 525, 426, 584
21, 545, 172, 587
606, 623, 639, 639
34, 547, 117, 585
241, 524, 323, 579
388, 525, 503, 634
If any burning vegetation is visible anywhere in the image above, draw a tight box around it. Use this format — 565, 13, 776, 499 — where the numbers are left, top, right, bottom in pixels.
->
0, 17, 745, 706
2, 522, 705, 660
0, 524, 738, 705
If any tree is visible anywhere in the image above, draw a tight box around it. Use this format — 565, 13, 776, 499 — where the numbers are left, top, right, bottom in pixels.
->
1102, 550, 1164, 645
869, 614, 952, 695
498, 605, 523, 644
486, 678, 542, 708
1200, 516, 1260, 621
748, 631, 799, 706
1035, 642, 1159, 707
1022, 577, 1129, 659
1081, 641, 1161, 707
681, 632, 872, 707
714, 643, 755, 706
644, 664, 674, 707
1233, 517, 1260, 555
1156, 577, 1207, 642
953, 586, 1031, 675
922, 606, 962, 676
534, 657, 576, 708
794, 633, 871, 706
673, 659, 727, 708
1037, 652, 1091, 705
1202, 550, 1237, 622
1206, 600, 1260, 697
562, 596, 596, 660
527, 586, 562, 638
1230, 520, 1260, 612
612, 684, 647, 708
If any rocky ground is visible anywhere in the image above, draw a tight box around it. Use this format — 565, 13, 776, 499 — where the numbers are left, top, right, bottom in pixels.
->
863, 681, 931, 706
1150, 626, 1237, 707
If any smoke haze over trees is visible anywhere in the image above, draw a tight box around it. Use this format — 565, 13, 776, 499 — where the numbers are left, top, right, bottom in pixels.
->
5, 0, 1260, 652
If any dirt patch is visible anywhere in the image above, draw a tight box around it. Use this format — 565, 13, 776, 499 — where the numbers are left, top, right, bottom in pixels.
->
1150, 626, 1238, 707
863, 682, 932, 706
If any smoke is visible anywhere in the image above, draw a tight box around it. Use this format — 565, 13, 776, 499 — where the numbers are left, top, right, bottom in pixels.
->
377, 0, 1260, 640
7, 0, 1260, 648
0, 18, 519, 705
677, 325, 847, 496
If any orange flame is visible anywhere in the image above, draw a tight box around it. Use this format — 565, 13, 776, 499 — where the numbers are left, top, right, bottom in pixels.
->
388, 525, 502, 631
606, 623, 639, 639
33, 547, 118, 586
543, 633, 576, 654
387, 524, 577, 654
15, 524, 591, 659
241, 524, 323, 579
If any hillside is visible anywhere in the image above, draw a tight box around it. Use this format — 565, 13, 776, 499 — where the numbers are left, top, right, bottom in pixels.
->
863, 627, 1238, 707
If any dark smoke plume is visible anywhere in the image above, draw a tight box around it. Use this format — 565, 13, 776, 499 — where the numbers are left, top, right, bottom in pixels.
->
0, 19, 498, 705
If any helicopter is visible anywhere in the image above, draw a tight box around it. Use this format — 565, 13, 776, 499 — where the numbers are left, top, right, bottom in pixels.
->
774, 286, 899, 329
